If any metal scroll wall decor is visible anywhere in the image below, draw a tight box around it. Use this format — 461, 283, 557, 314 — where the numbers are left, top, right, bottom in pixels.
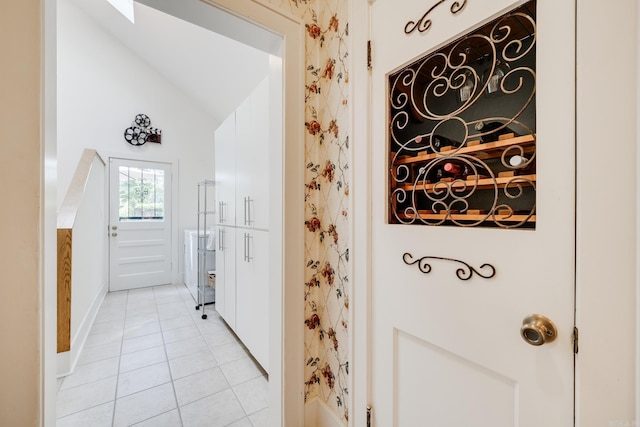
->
389, 0, 537, 229
402, 252, 496, 281
404, 0, 468, 35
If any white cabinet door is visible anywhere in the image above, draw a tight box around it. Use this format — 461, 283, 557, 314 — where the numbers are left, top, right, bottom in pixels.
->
214, 113, 236, 227
247, 77, 270, 230
213, 227, 226, 319
215, 226, 236, 330
236, 77, 270, 230
235, 93, 253, 228
235, 229, 269, 372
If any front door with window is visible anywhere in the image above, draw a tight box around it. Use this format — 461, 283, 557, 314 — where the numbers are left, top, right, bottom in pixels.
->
369, 0, 576, 425
109, 158, 172, 291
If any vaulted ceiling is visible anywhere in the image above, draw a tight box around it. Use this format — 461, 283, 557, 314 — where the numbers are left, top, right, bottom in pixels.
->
67, 0, 274, 127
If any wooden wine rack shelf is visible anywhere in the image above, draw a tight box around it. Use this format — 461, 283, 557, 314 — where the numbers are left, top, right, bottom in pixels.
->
397, 211, 536, 223
390, 133, 537, 228
393, 134, 536, 165
400, 173, 536, 192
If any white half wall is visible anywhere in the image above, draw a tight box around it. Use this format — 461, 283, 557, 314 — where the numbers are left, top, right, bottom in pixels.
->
57, 0, 218, 284
58, 155, 109, 375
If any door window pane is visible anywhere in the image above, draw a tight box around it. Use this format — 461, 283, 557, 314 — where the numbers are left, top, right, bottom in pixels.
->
119, 166, 165, 221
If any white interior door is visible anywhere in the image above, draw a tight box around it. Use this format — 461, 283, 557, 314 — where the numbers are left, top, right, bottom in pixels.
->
369, 0, 575, 425
109, 158, 172, 291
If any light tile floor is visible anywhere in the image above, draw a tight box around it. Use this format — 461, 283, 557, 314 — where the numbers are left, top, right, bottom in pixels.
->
56, 284, 268, 427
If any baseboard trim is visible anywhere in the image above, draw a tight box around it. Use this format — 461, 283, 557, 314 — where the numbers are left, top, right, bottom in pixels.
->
57, 282, 107, 376
305, 397, 346, 427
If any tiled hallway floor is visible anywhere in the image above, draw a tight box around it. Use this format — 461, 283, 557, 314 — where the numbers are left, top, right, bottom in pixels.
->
56, 284, 268, 427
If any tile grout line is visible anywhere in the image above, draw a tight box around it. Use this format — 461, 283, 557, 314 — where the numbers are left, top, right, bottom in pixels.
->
117, 286, 180, 426
157, 284, 186, 427
111, 290, 129, 427
56, 284, 268, 426
179, 283, 253, 425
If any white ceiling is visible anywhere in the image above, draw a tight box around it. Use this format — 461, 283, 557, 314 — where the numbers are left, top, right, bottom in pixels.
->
67, 0, 274, 127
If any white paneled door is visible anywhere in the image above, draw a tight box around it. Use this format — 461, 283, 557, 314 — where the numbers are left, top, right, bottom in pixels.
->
369, 1, 575, 425
109, 158, 172, 291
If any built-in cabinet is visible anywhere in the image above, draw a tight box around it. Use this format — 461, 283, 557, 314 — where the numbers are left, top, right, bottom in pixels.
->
214, 76, 270, 372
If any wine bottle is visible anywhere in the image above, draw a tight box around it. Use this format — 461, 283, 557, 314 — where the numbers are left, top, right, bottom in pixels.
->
425, 165, 446, 183
474, 121, 516, 143
443, 162, 471, 179
508, 155, 527, 167
431, 134, 459, 151
507, 155, 534, 174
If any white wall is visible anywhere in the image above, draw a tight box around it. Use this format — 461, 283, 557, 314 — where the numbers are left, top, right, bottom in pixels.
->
70, 157, 106, 343
576, 0, 638, 425
57, 0, 216, 284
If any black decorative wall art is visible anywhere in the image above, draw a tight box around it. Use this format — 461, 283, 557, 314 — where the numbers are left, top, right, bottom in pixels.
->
124, 114, 162, 146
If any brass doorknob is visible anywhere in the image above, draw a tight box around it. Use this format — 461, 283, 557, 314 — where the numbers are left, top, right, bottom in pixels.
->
520, 314, 557, 346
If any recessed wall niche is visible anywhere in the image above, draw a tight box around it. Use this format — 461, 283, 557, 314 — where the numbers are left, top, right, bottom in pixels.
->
389, 0, 537, 229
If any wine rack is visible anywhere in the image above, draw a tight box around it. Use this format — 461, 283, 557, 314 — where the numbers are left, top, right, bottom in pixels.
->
390, 132, 537, 229
387, 0, 537, 229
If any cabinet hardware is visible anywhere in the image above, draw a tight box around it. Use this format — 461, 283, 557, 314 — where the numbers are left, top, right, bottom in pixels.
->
244, 233, 253, 262
244, 197, 248, 225
219, 201, 226, 224
244, 196, 254, 226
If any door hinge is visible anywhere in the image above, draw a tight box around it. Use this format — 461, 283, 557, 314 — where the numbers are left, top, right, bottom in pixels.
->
367, 40, 372, 70
367, 405, 372, 427
573, 326, 579, 354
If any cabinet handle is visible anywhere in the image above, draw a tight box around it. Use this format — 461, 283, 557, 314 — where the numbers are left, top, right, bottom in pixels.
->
243, 197, 248, 226
218, 228, 223, 251
243, 196, 254, 226
219, 201, 227, 224
244, 233, 253, 262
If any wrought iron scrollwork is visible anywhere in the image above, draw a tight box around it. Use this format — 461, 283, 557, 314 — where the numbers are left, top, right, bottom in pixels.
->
405, 0, 469, 35
402, 253, 496, 281
391, 1, 537, 229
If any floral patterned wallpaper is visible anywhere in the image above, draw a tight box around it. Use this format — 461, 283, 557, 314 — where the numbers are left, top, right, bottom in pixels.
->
265, 0, 351, 424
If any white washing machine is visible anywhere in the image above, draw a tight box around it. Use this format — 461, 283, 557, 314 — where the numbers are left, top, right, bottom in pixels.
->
183, 229, 215, 304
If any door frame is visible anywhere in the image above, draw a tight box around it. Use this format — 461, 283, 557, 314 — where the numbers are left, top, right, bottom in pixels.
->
42, 1, 305, 426
107, 156, 175, 291
190, 4, 305, 425
349, 0, 638, 426
101, 151, 179, 285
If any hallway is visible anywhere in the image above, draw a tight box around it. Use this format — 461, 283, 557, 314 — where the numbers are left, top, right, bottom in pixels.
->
56, 284, 268, 426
